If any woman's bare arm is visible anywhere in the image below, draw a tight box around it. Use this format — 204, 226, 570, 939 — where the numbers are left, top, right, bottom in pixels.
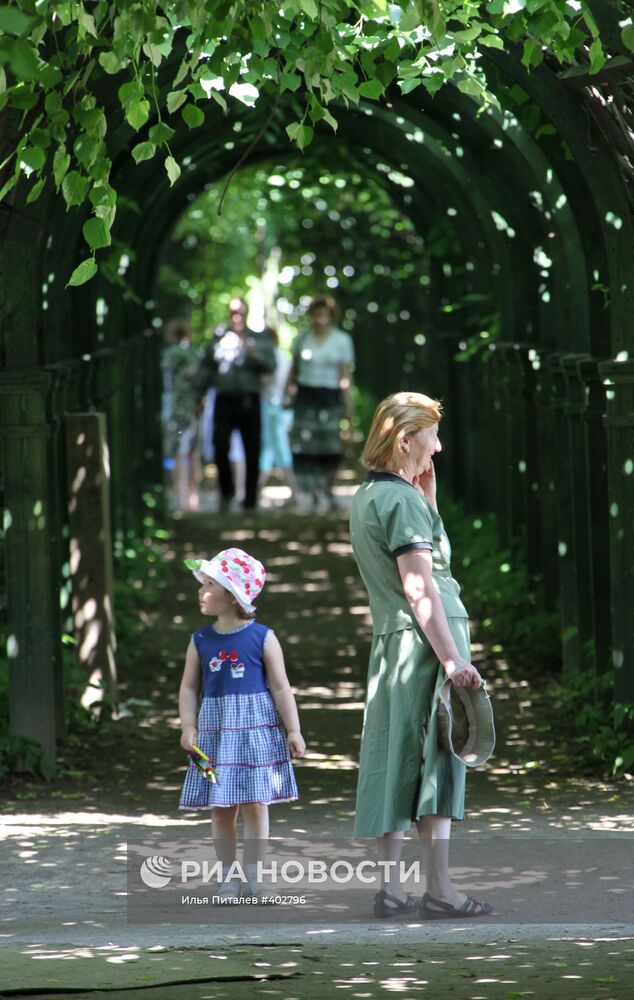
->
397, 550, 481, 687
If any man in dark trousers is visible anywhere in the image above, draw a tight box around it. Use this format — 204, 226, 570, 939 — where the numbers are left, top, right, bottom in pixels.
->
198, 297, 275, 510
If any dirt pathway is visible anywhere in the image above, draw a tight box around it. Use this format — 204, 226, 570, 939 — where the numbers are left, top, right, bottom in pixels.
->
2, 506, 633, 997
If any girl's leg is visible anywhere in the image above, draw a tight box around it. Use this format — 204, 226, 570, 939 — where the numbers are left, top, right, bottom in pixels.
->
416, 814, 466, 907
211, 805, 240, 889
241, 802, 269, 891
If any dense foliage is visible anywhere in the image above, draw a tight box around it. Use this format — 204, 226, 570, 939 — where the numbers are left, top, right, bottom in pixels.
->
1, 1, 626, 283
156, 154, 428, 336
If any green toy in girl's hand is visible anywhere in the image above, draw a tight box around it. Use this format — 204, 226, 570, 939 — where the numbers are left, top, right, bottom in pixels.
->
188, 743, 219, 783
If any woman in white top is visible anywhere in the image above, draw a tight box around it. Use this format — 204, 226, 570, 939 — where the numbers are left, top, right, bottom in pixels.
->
287, 296, 355, 512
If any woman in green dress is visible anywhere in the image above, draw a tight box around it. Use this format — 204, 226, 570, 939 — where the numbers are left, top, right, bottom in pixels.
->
350, 391, 492, 919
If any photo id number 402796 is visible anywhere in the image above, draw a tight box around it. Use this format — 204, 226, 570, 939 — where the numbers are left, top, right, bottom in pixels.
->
258, 894, 306, 905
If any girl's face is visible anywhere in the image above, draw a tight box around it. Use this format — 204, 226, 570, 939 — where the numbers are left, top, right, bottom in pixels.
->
197, 574, 236, 616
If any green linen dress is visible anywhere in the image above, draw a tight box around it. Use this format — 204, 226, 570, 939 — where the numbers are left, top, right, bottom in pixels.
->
350, 472, 470, 838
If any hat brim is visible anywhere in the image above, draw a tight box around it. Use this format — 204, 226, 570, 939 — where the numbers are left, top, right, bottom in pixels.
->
437, 679, 495, 767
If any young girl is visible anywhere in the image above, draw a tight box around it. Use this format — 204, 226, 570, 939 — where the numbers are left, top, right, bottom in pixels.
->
178, 546, 305, 899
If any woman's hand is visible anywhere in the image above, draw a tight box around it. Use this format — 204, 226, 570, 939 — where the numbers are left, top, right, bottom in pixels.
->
415, 458, 437, 510
180, 726, 198, 751
287, 731, 306, 757
446, 661, 482, 689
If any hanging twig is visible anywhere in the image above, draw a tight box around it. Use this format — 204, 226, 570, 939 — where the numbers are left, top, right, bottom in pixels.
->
216, 90, 282, 216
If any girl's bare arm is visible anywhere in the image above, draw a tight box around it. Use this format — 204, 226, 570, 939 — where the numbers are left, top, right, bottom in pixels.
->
263, 631, 306, 757
179, 640, 201, 750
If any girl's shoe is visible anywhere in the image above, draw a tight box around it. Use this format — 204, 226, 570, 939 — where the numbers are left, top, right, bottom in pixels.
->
213, 879, 241, 903
243, 880, 272, 901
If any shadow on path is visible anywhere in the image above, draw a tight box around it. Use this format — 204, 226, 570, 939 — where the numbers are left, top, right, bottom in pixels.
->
2, 507, 634, 996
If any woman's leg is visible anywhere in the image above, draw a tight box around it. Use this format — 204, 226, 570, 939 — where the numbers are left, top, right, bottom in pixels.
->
376, 830, 409, 901
416, 814, 466, 907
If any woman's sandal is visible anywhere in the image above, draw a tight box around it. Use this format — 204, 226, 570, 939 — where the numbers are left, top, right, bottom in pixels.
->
419, 892, 493, 919
373, 889, 421, 919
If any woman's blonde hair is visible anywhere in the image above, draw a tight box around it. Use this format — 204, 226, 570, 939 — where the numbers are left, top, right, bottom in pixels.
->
361, 391, 443, 472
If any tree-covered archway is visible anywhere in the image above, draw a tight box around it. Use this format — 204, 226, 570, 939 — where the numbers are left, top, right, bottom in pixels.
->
1, 1, 633, 765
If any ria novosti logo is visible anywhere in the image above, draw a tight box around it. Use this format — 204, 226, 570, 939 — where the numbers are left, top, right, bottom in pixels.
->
139, 856, 174, 888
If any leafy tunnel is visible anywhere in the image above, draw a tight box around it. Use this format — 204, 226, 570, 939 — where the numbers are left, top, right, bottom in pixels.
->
1, 4, 633, 763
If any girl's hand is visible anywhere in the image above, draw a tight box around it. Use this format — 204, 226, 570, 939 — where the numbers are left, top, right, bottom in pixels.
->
181, 726, 198, 751
287, 731, 306, 757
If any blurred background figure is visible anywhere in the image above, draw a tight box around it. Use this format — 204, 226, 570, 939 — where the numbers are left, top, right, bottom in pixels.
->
201, 389, 246, 507
160, 318, 202, 511
258, 327, 298, 507
197, 296, 275, 511
286, 296, 355, 513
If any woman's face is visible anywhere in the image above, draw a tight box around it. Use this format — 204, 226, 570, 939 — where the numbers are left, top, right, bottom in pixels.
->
310, 306, 332, 332
405, 423, 442, 475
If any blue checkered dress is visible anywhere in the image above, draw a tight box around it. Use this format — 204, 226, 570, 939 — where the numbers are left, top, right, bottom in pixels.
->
179, 621, 298, 809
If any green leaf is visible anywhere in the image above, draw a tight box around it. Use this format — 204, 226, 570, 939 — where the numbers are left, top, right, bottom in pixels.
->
78, 10, 97, 38
149, 122, 175, 144
131, 141, 156, 163
21, 146, 45, 171
184, 559, 201, 572
0, 7, 36, 35
53, 148, 70, 190
44, 92, 62, 116
165, 155, 181, 186
25, 177, 45, 205
182, 103, 205, 129
0, 171, 18, 202
83, 217, 111, 251
300, 0, 319, 16
9, 39, 40, 80
118, 80, 143, 108
74, 133, 100, 169
126, 98, 150, 130
62, 170, 90, 207
400, 76, 422, 95
588, 38, 605, 75
31, 127, 52, 150
66, 257, 98, 287
249, 17, 269, 43
280, 71, 301, 93
89, 181, 116, 210
622, 23, 634, 52
167, 90, 187, 113
453, 24, 482, 44
358, 79, 384, 99
9, 87, 38, 111
286, 122, 314, 150
99, 51, 124, 75
478, 33, 505, 50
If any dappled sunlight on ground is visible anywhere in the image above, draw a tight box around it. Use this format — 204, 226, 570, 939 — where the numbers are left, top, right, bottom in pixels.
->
3, 503, 634, 994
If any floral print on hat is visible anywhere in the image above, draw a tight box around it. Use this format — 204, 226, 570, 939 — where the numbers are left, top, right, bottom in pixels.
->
191, 547, 266, 614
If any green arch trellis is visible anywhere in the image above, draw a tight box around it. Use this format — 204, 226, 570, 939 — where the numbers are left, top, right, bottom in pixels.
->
1, 24, 633, 763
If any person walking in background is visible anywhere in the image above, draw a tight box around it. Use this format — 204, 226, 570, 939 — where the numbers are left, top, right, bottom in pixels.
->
349, 391, 492, 919
258, 327, 298, 506
286, 296, 354, 513
178, 547, 305, 899
197, 297, 275, 511
160, 318, 202, 511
